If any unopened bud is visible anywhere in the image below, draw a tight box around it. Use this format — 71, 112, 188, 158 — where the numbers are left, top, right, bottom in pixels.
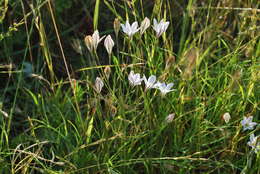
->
104, 66, 111, 79
84, 35, 93, 52
113, 18, 121, 37
222, 112, 231, 123
104, 35, 114, 55
95, 77, 104, 93
140, 17, 150, 35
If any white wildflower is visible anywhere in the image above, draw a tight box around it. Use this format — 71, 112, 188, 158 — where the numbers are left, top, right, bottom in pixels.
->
154, 81, 174, 96
153, 19, 170, 38
143, 75, 156, 90
247, 134, 260, 153
121, 21, 140, 37
128, 71, 143, 86
92, 30, 105, 51
95, 77, 104, 93
241, 116, 257, 131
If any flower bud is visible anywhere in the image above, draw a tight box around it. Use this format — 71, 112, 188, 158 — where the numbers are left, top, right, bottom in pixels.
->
153, 19, 169, 38
104, 35, 114, 55
104, 66, 111, 79
165, 113, 175, 123
95, 77, 104, 93
113, 18, 121, 37
84, 30, 105, 54
84, 35, 93, 52
140, 17, 150, 35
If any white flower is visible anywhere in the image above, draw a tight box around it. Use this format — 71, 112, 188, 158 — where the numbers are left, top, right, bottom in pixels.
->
247, 134, 260, 153
95, 77, 104, 93
223, 112, 231, 123
241, 116, 257, 131
153, 19, 170, 38
165, 113, 175, 123
154, 81, 174, 96
140, 17, 150, 35
143, 75, 156, 90
84, 30, 105, 53
128, 71, 143, 86
121, 21, 140, 37
104, 35, 114, 55
92, 30, 105, 51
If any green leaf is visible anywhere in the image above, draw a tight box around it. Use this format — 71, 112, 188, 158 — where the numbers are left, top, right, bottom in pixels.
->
93, 0, 100, 30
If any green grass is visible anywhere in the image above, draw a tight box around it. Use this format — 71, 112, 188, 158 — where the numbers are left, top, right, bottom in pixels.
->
0, 0, 260, 173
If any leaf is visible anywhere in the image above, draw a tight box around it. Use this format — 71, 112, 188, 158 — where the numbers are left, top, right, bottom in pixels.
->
93, 0, 100, 30
24, 88, 39, 106
85, 116, 94, 144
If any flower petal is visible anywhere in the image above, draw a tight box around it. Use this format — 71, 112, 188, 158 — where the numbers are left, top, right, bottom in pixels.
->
148, 75, 156, 84
166, 83, 174, 90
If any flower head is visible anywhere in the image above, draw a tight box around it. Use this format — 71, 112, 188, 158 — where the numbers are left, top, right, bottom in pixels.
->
223, 112, 231, 123
143, 75, 156, 90
247, 134, 260, 153
140, 17, 150, 35
165, 113, 175, 123
154, 81, 174, 96
241, 116, 257, 131
128, 71, 143, 86
95, 77, 104, 93
153, 19, 170, 38
121, 21, 140, 37
104, 35, 114, 55
92, 30, 105, 51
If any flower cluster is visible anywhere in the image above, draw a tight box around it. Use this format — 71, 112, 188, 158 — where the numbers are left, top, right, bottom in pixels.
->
84, 30, 114, 56
128, 71, 174, 96
84, 17, 169, 59
85, 18, 260, 157
121, 18, 169, 38
241, 116, 259, 153
87, 18, 171, 96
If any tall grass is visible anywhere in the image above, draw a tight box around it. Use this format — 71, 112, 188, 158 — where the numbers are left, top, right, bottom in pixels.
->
0, 0, 259, 173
